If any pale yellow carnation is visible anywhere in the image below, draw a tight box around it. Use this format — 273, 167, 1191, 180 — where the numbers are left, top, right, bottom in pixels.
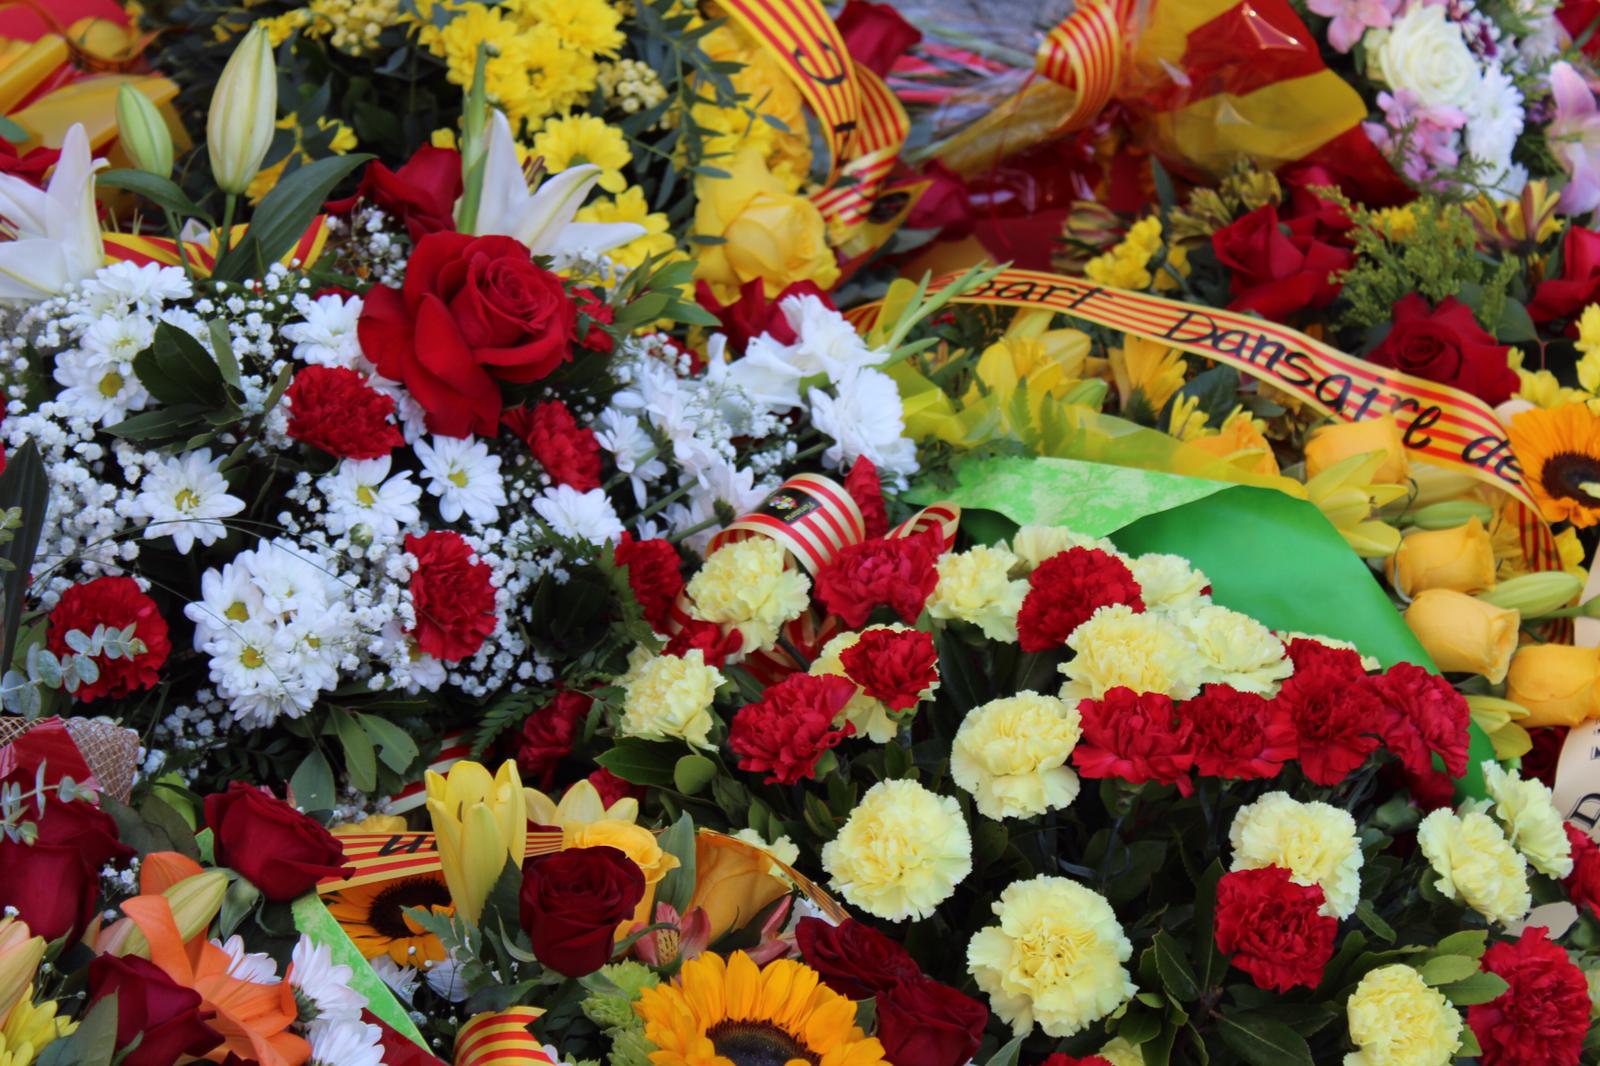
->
685, 538, 811, 653
928, 545, 1027, 642
1416, 808, 1531, 925
821, 779, 971, 921
1180, 603, 1293, 695
951, 692, 1082, 820
1009, 525, 1122, 571
1096, 1038, 1143, 1066
967, 875, 1135, 1038
1229, 792, 1362, 918
1482, 761, 1573, 878
619, 648, 723, 750
1058, 604, 1203, 701
1344, 964, 1462, 1066
810, 630, 896, 742
731, 828, 800, 870
1128, 553, 1210, 614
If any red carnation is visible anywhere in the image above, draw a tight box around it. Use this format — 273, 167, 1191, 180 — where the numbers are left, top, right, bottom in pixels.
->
813, 529, 940, 628
613, 534, 683, 632
1564, 824, 1600, 921
1185, 684, 1296, 780
1282, 636, 1358, 673
504, 400, 601, 492
838, 627, 938, 712
1374, 663, 1470, 778
729, 673, 856, 784
663, 618, 743, 667
1016, 547, 1144, 653
1399, 765, 1459, 812
1529, 225, 1600, 325
46, 576, 171, 702
284, 365, 404, 459
844, 456, 889, 540
1469, 926, 1590, 1066
586, 767, 644, 807
1213, 866, 1337, 992
574, 288, 616, 353
404, 531, 497, 661
1272, 647, 1383, 786
516, 690, 592, 789
1073, 687, 1195, 795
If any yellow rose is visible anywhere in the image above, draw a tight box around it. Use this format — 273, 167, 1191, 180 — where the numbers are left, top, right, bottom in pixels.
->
1387, 518, 1496, 596
687, 831, 791, 942
1402, 589, 1518, 683
693, 149, 839, 300
1305, 416, 1410, 485
331, 813, 409, 835
1506, 643, 1600, 727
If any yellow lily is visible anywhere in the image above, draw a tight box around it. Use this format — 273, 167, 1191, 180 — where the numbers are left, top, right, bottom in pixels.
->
1110, 336, 1186, 415
1464, 695, 1533, 760
1303, 451, 1408, 558
524, 778, 639, 832
426, 760, 528, 925
0, 919, 43, 1030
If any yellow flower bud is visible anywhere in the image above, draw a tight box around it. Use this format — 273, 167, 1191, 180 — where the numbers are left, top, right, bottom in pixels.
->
115, 84, 174, 180
1407, 499, 1496, 530
114, 870, 229, 958
206, 23, 277, 195
1403, 589, 1519, 683
1477, 571, 1586, 617
1506, 644, 1600, 727
1388, 518, 1495, 596
1305, 416, 1410, 485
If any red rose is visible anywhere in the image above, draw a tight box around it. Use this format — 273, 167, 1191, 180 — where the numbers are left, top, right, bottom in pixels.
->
906, 161, 975, 240
516, 690, 592, 789
1529, 225, 1600, 325
1211, 204, 1352, 321
813, 529, 940, 628
838, 626, 938, 712
88, 954, 222, 1066
0, 764, 131, 943
46, 576, 170, 702
1016, 547, 1144, 653
613, 533, 683, 631
1213, 866, 1337, 992
730, 673, 857, 784
327, 144, 463, 241
574, 288, 616, 353
1040, 1057, 1114, 1066
844, 456, 889, 540
1373, 663, 1469, 778
405, 531, 497, 661
519, 845, 645, 978
358, 232, 577, 437
1523, 726, 1565, 789
586, 767, 643, 807
284, 365, 403, 459
1365, 294, 1518, 405
504, 400, 601, 491
794, 917, 922, 998
1272, 647, 1382, 786
694, 278, 832, 352
1073, 687, 1195, 794
1184, 684, 1295, 780
1277, 164, 1354, 246
1564, 824, 1600, 921
1469, 926, 1590, 1066
205, 782, 352, 900
877, 976, 988, 1066
663, 617, 744, 667
835, 0, 923, 77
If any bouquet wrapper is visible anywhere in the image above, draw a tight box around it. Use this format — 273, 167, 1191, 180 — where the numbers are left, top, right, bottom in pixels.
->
0, 713, 139, 801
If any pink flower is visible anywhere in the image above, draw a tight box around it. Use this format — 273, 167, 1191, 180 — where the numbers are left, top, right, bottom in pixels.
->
1549, 61, 1600, 215
630, 902, 711, 967
744, 896, 799, 965
1364, 89, 1466, 187
1307, 0, 1400, 53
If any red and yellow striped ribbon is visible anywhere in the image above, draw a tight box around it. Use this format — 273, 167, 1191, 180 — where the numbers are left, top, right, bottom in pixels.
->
101, 216, 330, 277
808, 64, 909, 233
847, 268, 1560, 572
1034, 0, 1129, 133
317, 829, 564, 894
454, 1006, 555, 1066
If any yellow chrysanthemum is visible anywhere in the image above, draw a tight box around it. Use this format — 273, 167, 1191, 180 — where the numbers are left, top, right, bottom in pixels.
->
1110, 335, 1187, 414
820, 779, 972, 921
1008, 525, 1121, 571
685, 538, 811, 653
1057, 603, 1204, 702
1372, 206, 1418, 241
1229, 792, 1362, 919
576, 186, 676, 269
927, 545, 1027, 642
634, 951, 888, 1066
0, 990, 74, 1066
967, 875, 1135, 1038
951, 692, 1082, 820
1084, 216, 1174, 291
1127, 553, 1210, 615
505, 0, 623, 56
619, 648, 724, 750
533, 114, 632, 193
1415, 808, 1530, 926
1482, 761, 1572, 877
1344, 964, 1462, 1066
1179, 603, 1292, 696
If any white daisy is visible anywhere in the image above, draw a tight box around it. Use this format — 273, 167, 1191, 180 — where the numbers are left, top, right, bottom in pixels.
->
52, 343, 151, 426
531, 484, 624, 545
423, 954, 472, 1003
594, 408, 665, 507
218, 935, 279, 982
128, 449, 246, 553
807, 367, 919, 485
83, 261, 192, 307
283, 293, 364, 369
201, 621, 319, 729
415, 435, 507, 526
289, 935, 365, 1025
185, 559, 265, 646
307, 1019, 385, 1066
369, 955, 419, 1005
318, 456, 422, 541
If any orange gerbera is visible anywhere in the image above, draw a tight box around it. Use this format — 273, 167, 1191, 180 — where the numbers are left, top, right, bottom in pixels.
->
1509, 403, 1600, 527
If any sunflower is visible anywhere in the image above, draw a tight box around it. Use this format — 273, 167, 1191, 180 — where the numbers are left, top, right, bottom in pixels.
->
634, 951, 888, 1066
325, 875, 454, 966
1509, 403, 1600, 527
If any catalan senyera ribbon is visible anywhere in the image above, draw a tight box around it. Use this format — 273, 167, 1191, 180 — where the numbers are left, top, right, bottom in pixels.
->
808, 64, 910, 237
455, 1006, 556, 1066
101, 216, 331, 277
1034, 0, 1130, 134
846, 268, 1560, 572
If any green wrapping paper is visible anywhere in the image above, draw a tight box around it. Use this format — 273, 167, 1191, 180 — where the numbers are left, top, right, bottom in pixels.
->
291, 892, 428, 1045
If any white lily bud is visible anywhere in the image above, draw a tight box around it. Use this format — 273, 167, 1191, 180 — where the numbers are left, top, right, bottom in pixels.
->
206, 24, 277, 195
115, 85, 174, 180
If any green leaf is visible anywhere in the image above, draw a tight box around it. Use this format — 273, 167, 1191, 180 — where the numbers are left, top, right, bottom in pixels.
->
1496, 298, 1537, 344
0, 115, 26, 145
1353, 900, 1396, 943
39, 992, 118, 1066
981, 1035, 1025, 1066
330, 706, 378, 792
97, 168, 213, 222
1151, 156, 1176, 212
1191, 859, 1226, 992
132, 323, 231, 408
140, 793, 200, 860
1438, 971, 1509, 1006
1160, 364, 1240, 429
1153, 929, 1200, 1002
211, 153, 372, 281
1214, 1012, 1314, 1066
1429, 930, 1487, 959
594, 738, 682, 786
673, 753, 718, 795
654, 812, 697, 914
289, 749, 336, 812
359, 713, 421, 774
208, 318, 243, 392
1118, 1002, 1163, 1045
1416, 954, 1479, 986
0, 440, 47, 670
104, 404, 212, 441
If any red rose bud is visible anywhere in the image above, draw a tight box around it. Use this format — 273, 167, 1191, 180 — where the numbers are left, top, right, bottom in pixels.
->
515, 689, 592, 789
1040, 1057, 1115, 1066
613, 533, 684, 632
1272, 649, 1383, 786
404, 531, 498, 662
88, 954, 223, 1066
729, 674, 857, 784
1073, 687, 1195, 795
519, 845, 645, 978
204, 782, 352, 900
358, 232, 577, 437
284, 365, 403, 460
905, 161, 975, 240
1365, 294, 1518, 406
843, 457, 889, 540
1210, 203, 1352, 322
813, 530, 940, 629
326, 144, 463, 241
795, 917, 922, 999
1016, 547, 1144, 653
504, 400, 602, 491
46, 576, 171, 702
835, 0, 923, 77
1213, 866, 1337, 992
838, 627, 938, 712
1469, 926, 1590, 1066
876, 976, 987, 1066
1373, 663, 1469, 779
1184, 684, 1296, 781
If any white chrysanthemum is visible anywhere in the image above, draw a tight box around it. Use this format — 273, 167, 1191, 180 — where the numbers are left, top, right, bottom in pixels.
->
781, 292, 880, 380
664, 459, 769, 555
532, 484, 625, 545
369, 956, 419, 1004
808, 367, 918, 484
415, 435, 507, 526
594, 407, 666, 507
128, 448, 246, 553
1180, 603, 1293, 695
83, 261, 192, 305
52, 315, 156, 424
290, 935, 365, 1025
1465, 65, 1525, 191
201, 621, 322, 728
319, 456, 422, 541
283, 292, 364, 368
1129, 553, 1210, 614
308, 1019, 385, 1066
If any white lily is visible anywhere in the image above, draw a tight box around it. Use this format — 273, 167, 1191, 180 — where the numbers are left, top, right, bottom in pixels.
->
461, 110, 644, 261
0, 123, 105, 304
